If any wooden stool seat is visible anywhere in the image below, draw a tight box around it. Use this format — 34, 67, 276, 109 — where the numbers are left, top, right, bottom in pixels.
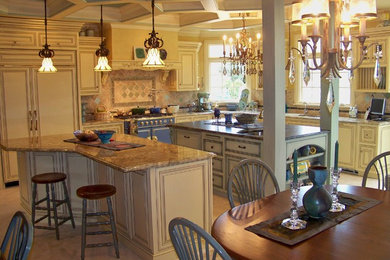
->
32, 172, 66, 184
76, 184, 116, 200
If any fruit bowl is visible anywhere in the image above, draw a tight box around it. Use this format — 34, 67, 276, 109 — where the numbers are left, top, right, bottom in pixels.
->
235, 113, 257, 124
73, 130, 99, 142
94, 130, 116, 144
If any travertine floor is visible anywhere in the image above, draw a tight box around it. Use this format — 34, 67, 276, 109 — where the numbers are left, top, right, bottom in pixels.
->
0, 173, 377, 260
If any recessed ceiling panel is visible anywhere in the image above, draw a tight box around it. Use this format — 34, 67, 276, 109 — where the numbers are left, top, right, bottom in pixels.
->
161, 1, 204, 12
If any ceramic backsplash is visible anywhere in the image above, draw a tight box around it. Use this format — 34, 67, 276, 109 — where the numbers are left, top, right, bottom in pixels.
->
81, 70, 199, 115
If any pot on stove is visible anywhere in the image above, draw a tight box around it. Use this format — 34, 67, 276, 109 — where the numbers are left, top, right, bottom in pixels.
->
149, 107, 161, 114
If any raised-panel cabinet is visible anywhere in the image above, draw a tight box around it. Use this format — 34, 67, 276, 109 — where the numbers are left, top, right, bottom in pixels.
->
82, 121, 124, 134
78, 37, 102, 95
338, 122, 357, 171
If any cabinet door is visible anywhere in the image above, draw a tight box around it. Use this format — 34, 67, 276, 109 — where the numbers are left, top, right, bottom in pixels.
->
35, 68, 79, 136
79, 49, 101, 95
338, 123, 356, 170
138, 128, 151, 139
176, 129, 202, 149
0, 68, 32, 183
152, 127, 172, 144
356, 145, 376, 174
178, 51, 197, 91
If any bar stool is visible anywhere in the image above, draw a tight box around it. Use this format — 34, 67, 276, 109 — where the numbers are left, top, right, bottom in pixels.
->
31, 172, 75, 240
76, 184, 120, 260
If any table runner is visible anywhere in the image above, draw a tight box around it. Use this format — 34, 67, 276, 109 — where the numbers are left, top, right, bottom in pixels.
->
245, 192, 381, 246
64, 138, 145, 151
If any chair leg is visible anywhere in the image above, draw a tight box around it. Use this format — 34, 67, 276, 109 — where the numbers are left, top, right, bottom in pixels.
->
46, 184, 51, 227
50, 183, 60, 240
62, 181, 75, 229
81, 199, 87, 260
107, 197, 120, 258
31, 183, 37, 227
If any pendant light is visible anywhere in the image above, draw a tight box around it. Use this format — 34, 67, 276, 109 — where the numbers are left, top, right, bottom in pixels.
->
143, 0, 165, 68
38, 0, 57, 73
95, 5, 112, 72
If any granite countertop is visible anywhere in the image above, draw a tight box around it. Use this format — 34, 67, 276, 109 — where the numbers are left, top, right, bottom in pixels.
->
0, 134, 214, 172
286, 113, 390, 125
169, 120, 327, 140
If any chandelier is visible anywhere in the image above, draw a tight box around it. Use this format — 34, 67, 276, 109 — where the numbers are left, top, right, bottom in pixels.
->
143, 0, 165, 67
38, 0, 57, 73
95, 5, 112, 72
222, 13, 263, 79
287, 0, 381, 86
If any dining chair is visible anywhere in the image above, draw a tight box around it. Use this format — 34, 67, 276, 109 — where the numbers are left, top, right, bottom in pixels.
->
1, 211, 33, 260
362, 151, 390, 190
169, 217, 232, 260
227, 158, 280, 208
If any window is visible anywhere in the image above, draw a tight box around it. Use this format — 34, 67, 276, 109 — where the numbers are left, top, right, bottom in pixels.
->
297, 43, 351, 106
205, 42, 247, 103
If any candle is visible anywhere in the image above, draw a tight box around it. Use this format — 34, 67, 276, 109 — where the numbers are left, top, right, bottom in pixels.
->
334, 141, 339, 170
222, 35, 227, 55
301, 22, 307, 40
293, 149, 298, 183
343, 25, 350, 42
359, 18, 366, 36
229, 37, 233, 56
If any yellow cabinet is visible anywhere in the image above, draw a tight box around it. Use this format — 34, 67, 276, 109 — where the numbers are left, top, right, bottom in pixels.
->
78, 37, 102, 95
170, 42, 202, 91
338, 122, 357, 171
82, 121, 124, 134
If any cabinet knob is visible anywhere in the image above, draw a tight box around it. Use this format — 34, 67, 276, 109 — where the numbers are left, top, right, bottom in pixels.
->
140, 122, 144, 126
211, 145, 214, 149
184, 135, 190, 139
238, 145, 246, 149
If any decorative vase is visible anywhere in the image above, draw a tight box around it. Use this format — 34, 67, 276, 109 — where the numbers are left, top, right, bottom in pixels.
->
303, 166, 332, 218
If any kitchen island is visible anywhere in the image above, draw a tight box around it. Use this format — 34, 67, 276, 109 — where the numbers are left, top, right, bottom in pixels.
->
0, 133, 214, 260
169, 120, 329, 191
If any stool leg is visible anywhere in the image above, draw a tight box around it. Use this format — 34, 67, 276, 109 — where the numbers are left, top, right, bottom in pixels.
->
81, 199, 87, 260
107, 197, 120, 258
46, 184, 51, 227
50, 183, 60, 240
61, 181, 75, 229
31, 182, 37, 227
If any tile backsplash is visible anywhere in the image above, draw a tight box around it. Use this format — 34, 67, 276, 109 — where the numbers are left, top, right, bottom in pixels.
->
81, 70, 198, 115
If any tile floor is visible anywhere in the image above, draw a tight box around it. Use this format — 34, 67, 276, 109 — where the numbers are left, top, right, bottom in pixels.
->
0, 173, 377, 260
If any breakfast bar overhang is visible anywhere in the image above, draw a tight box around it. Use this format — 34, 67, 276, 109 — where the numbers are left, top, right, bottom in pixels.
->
0, 134, 214, 260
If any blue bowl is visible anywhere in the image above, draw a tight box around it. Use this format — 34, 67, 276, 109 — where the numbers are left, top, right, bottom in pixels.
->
94, 130, 115, 144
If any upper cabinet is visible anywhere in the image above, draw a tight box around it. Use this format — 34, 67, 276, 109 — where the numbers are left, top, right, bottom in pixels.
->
169, 41, 202, 91
352, 27, 390, 93
78, 37, 102, 95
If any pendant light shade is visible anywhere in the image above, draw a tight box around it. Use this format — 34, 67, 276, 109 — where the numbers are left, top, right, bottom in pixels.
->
95, 5, 111, 72
143, 0, 165, 67
38, 0, 57, 73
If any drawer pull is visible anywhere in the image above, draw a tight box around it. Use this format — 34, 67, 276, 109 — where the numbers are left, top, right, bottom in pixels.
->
238, 145, 246, 149
184, 135, 190, 139
211, 145, 214, 149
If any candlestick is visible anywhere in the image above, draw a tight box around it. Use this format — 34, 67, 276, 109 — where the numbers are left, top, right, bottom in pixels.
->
293, 149, 298, 183
334, 141, 339, 170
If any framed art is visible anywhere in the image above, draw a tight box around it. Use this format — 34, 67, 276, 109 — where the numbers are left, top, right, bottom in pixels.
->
134, 46, 146, 60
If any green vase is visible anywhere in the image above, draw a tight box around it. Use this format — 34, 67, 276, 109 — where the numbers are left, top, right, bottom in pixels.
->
303, 166, 332, 218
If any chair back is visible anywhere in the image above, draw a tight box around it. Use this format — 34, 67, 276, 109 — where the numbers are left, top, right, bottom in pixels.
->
1, 211, 33, 260
169, 217, 232, 260
362, 151, 390, 190
227, 158, 280, 208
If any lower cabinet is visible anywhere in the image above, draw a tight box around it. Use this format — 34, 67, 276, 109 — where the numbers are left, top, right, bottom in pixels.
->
138, 126, 172, 143
82, 121, 124, 134
339, 122, 357, 171
175, 113, 213, 123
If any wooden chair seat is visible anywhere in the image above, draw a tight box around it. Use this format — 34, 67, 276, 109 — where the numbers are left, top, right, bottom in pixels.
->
77, 184, 116, 200
31, 172, 67, 184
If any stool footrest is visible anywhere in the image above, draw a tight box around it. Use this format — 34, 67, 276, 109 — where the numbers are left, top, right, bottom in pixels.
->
86, 230, 112, 236
34, 225, 57, 230
87, 221, 110, 226
85, 242, 113, 248
86, 212, 109, 217
35, 197, 49, 205
34, 215, 49, 224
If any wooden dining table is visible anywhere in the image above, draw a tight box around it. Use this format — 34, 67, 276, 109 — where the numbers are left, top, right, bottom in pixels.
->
211, 185, 390, 260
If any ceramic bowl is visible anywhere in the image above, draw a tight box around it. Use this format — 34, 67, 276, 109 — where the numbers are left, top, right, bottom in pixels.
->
94, 130, 115, 144
73, 130, 98, 142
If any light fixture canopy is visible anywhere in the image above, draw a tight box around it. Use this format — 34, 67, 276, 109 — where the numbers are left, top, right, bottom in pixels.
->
38, 0, 57, 73
288, 0, 381, 86
94, 5, 112, 72
222, 13, 263, 79
143, 0, 165, 67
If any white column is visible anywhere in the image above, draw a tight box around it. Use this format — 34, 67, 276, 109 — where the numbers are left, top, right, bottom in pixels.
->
262, 0, 286, 190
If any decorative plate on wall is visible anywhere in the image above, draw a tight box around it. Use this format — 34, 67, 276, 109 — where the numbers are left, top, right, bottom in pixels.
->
160, 48, 167, 60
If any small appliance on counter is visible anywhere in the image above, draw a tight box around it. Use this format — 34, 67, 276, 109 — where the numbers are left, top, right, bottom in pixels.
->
196, 92, 211, 112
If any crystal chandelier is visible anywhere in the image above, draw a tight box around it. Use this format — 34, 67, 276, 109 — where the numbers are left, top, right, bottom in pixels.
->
94, 5, 112, 72
143, 0, 165, 68
287, 0, 381, 86
38, 0, 57, 73
222, 13, 263, 79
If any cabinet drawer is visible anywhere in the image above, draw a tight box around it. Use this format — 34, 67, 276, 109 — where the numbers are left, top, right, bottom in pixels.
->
225, 138, 261, 157
176, 130, 201, 150
212, 174, 224, 189
212, 157, 223, 172
204, 140, 222, 155
359, 126, 377, 144
0, 29, 37, 48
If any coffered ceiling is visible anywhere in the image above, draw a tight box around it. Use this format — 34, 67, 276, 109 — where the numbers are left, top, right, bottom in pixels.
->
1, 0, 390, 33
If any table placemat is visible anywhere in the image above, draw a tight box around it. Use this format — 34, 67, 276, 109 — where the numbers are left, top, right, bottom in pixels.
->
64, 138, 145, 151
245, 192, 381, 246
